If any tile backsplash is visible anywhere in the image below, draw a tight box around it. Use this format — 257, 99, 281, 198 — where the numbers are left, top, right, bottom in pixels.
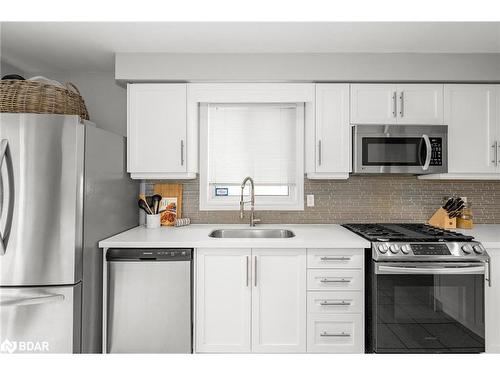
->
145, 176, 500, 224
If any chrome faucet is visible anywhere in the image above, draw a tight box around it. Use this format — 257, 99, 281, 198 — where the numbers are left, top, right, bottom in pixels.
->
240, 176, 261, 227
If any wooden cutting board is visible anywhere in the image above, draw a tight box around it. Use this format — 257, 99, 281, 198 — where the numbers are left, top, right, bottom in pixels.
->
153, 183, 183, 219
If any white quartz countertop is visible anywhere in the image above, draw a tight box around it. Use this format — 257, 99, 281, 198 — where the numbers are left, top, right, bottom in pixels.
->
456, 224, 500, 249
99, 224, 370, 249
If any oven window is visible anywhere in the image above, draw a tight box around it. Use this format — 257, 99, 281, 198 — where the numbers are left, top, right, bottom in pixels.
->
374, 274, 484, 353
362, 137, 423, 166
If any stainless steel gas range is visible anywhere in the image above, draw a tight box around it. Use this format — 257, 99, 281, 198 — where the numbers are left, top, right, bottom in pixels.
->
342, 223, 490, 354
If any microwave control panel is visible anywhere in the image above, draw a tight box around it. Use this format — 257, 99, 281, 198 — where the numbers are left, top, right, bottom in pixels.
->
429, 138, 442, 166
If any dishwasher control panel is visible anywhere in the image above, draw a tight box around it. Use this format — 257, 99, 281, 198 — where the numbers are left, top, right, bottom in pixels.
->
106, 248, 193, 261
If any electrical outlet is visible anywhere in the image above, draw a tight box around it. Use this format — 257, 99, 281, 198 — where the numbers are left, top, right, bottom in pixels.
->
306, 194, 315, 207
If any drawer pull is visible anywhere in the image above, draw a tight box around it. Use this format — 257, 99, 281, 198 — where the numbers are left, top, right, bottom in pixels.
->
320, 256, 351, 261
320, 300, 351, 306
320, 278, 351, 283
320, 331, 351, 338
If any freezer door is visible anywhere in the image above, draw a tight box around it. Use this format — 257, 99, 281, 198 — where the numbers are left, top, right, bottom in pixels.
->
107, 261, 192, 353
0, 283, 81, 353
0, 114, 84, 285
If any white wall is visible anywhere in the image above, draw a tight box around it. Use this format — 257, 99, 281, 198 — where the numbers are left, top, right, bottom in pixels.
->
1, 59, 26, 77
116, 53, 500, 82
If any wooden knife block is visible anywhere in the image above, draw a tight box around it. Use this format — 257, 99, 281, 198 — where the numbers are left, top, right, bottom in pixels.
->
427, 207, 456, 229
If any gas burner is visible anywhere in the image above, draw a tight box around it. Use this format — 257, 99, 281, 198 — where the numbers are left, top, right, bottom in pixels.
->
342, 223, 474, 242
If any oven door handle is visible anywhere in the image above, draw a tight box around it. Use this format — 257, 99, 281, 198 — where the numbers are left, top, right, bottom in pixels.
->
421, 134, 432, 171
376, 264, 486, 275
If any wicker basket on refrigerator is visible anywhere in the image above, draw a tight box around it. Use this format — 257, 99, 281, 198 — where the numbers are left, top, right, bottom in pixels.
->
0, 79, 90, 120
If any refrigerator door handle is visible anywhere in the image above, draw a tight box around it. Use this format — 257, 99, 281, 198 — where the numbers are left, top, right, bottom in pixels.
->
0, 138, 14, 256
0, 293, 65, 307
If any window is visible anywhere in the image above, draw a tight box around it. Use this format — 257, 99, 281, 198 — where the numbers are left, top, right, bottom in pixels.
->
199, 103, 304, 211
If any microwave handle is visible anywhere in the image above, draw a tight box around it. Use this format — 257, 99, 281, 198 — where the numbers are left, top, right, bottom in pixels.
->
421, 134, 432, 171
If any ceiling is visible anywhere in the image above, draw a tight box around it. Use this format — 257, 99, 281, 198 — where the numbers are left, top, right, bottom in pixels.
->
2, 22, 500, 73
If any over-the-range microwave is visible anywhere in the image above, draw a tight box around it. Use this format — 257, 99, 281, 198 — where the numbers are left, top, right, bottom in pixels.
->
352, 124, 448, 175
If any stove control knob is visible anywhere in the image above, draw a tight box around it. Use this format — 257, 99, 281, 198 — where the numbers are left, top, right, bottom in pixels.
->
378, 244, 388, 254
389, 244, 400, 254
461, 245, 472, 254
401, 245, 411, 254
473, 245, 484, 254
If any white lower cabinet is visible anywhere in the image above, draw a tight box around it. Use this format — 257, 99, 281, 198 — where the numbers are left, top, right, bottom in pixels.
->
486, 248, 500, 353
195, 248, 306, 353
252, 249, 306, 353
306, 249, 364, 353
195, 247, 364, 353
195, 248, 252, 353
307, 314, 364, 353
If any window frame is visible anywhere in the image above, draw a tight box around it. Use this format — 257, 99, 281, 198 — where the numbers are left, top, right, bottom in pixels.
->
199, 102, 305, 211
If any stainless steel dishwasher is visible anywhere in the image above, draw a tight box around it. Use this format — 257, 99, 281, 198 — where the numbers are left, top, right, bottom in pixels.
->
105, 248, 192, 353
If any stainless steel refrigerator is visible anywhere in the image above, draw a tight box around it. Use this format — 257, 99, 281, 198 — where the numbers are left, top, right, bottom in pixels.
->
0, 113, 138, 353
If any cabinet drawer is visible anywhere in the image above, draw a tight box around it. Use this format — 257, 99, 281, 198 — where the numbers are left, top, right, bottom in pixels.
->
307, 269, 363, 291
307, 314, 363, 353
307, 249, 363, 269
307, 291, 363, 314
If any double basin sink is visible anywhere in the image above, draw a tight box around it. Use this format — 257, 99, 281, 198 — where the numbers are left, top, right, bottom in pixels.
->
209, 229, 295, 239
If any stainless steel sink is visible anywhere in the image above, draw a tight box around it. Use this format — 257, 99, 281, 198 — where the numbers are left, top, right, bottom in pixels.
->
209, 229, 295, 239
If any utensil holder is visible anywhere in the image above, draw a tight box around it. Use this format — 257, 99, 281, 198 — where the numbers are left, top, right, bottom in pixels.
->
146, 214, 161, 229
427, 207, 456, 229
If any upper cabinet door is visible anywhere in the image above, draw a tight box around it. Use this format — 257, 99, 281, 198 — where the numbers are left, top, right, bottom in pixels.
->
127, 84, 188, 177
251, 249, 306, 353
397, 84, 444, 125
350, 84, 398, 124
445, 84, 499, 174
313, 84, 350, 177
195, 248, 252, 353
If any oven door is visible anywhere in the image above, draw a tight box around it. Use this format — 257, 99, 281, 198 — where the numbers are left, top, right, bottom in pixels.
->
372, 262, 485, 353
353, 125, 447, 174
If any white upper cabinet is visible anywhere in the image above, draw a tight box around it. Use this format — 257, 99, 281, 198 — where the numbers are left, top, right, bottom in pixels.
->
350, 84, 398, 124
307, 84, 350, 179
251, 249, 306, 353
446, 85, 499, 175
350, 84, 444, 125
127, 83, 196, 179
396, 84, 444, 124
195, 248, 252, 353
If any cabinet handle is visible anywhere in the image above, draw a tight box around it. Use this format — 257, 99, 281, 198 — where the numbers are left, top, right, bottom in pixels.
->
320, 256, 351, 261
180, 140, 185, 166
493, 141, 498, 167
318, 140, 322, 166
254, 256, 258, 287
246, 255, 250, 287
320, 331, 351, 337
320, 278, 351, 283
319, 300, 351, 306
399, 91, 404, 117
392, 92, 397, 117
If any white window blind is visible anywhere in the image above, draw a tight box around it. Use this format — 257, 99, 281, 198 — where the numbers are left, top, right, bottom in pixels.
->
208, 104, 297, 185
